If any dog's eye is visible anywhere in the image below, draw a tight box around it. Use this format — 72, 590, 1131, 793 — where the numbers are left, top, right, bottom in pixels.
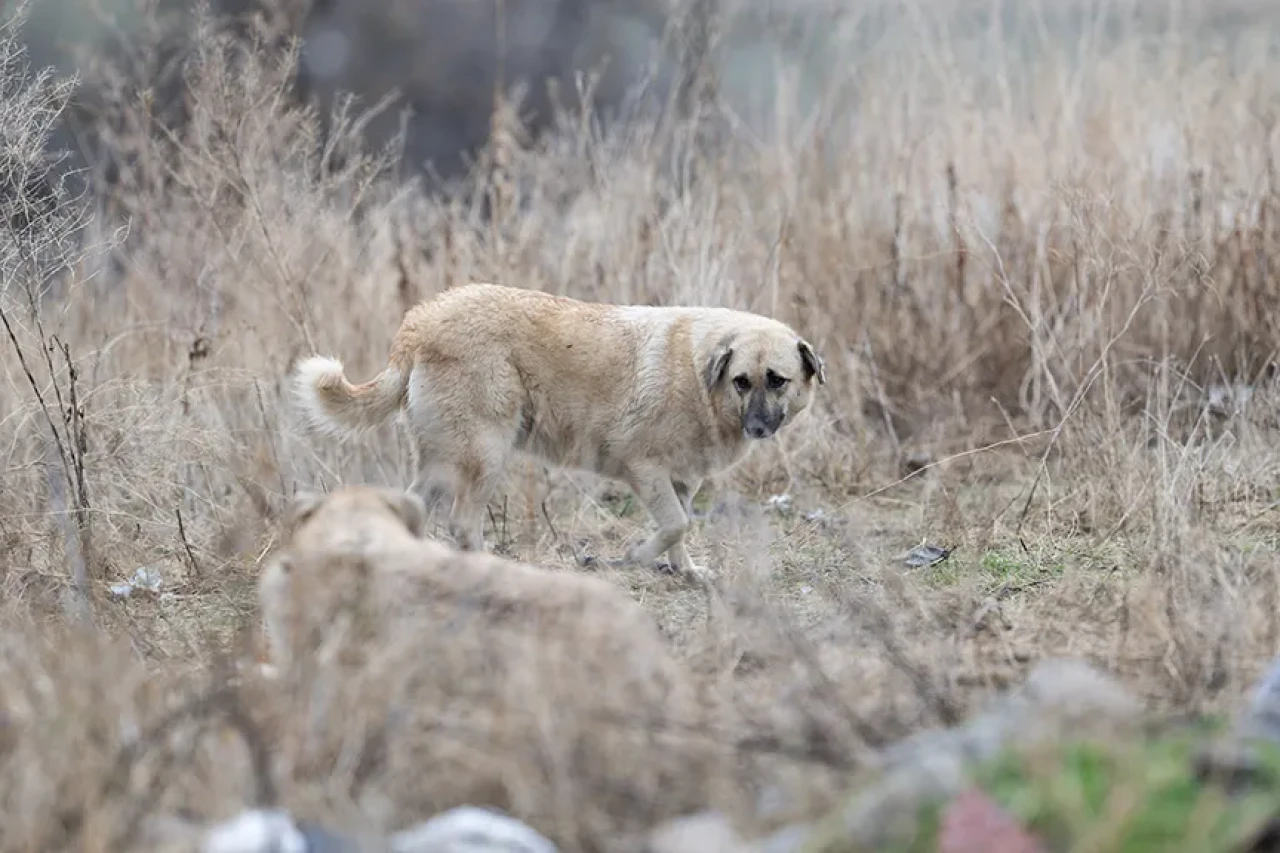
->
733, 375, 751, 393
766, 370, 790, 390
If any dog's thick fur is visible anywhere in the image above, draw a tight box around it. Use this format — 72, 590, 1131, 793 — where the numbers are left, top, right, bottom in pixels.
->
257, 485, 736, 845
257, 485, 697, 679
291, 283, 826, 576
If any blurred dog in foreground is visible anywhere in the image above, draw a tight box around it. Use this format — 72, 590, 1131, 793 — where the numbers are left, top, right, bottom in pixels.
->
255, 485, 734, 837
257, 484, 699, 678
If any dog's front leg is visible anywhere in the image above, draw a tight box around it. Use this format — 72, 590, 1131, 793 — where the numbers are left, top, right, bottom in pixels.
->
612, 470, 708, 581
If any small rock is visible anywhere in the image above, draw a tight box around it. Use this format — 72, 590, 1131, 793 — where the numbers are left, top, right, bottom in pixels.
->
202, 810, 307, 853
794, 658, 1141, 851
903, 450, 934, 475
646, 811, 747, 853
1014, 657, 1144, 735
297, 822, 367, 853
766, 494, 793, 514
904, 543, 951, 568
109, 564, 165, 600
1207, 383, 1254, 417
1196, 654, 1280, 790
1195, 738, 1270, 793
754, 823, 812, 853
390, 806, 557, 853
1240, 655, 1280, 742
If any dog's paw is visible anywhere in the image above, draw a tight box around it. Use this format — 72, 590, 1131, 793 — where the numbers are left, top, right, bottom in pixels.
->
568, 538, 600, 569
654, 561, 716, 585
683, 562, 717, 585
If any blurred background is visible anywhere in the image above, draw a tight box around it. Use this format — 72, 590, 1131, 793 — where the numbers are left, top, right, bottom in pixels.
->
14, 0, 1277, 192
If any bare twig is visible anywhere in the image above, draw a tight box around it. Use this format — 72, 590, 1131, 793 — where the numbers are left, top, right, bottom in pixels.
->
175, 505, 201, 582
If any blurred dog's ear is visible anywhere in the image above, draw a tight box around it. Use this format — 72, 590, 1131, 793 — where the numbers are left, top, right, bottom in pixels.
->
798, 339, 826, 385
380, 488, 428, 538
284, 491, 324, 533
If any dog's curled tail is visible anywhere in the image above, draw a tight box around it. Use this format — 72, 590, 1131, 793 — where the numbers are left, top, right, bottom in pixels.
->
291, 355, 409, 438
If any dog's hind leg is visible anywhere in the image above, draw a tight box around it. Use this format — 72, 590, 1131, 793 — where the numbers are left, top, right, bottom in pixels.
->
405, 358, 523, 555
444, 431, 512, 554
403, 377, 455, 517
406, 439, 454, 514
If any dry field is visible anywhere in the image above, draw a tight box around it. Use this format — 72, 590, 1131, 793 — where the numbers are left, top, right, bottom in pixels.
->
6, 0, 1280, 849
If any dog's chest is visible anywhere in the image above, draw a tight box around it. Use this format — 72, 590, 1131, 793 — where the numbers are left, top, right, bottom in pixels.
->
652, 431, 753, 481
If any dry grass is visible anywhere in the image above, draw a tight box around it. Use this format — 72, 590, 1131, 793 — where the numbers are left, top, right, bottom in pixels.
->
6, 0, 1280, 849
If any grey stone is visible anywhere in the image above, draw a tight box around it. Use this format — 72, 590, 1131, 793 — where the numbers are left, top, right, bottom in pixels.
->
1206, 382, 1255, 417
298, 822, 368, 853
390, 806, 557, 853
903, 544, 951, 569
201, 809, 309, 853
200, 810, 377, 853
1196, 654, 1280, 789
903, 450, 934, 475
779, 658, 1142, 851
880, 658, 1141, 774
1239, 655, 1280, 742
646, 811, 748, 853
753, 823, 812, 853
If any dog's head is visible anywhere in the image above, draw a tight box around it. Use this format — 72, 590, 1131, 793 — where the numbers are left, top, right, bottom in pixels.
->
259, 485, 427, 670
703, 324, 826, 440
281, 485, 428, 554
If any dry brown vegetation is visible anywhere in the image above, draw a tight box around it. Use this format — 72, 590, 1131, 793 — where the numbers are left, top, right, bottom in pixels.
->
6, 0, 1280, 849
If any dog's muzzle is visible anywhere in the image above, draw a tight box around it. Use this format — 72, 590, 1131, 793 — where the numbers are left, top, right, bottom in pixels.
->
743, 408, 783, 440
743, 390, 785, 440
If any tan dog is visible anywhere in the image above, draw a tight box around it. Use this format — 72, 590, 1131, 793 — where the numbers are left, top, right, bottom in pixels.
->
256, 485, 735, 839
258, 484, 699, 685
258, 484, 704, 672
290, 283, 826, 577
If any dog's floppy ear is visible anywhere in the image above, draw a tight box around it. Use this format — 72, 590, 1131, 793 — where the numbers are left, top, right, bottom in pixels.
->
380, 488, 428, 538
284, 490, 324, 533
704, 340, 735, 391
798, 339, 826, 385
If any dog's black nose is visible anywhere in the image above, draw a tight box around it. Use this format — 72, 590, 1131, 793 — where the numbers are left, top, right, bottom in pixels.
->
747, 425, 769, 439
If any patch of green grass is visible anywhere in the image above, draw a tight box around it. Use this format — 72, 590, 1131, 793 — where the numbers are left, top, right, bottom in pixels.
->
599, 491, 638, 519
890, 802, 945, 853
980, 549, 1061, 585
1238, 532, 1280, 556
923, 547, 1065, 593
691, 486, 716, 515
879, 728, 1280, 852
966, 733, 1280, 852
